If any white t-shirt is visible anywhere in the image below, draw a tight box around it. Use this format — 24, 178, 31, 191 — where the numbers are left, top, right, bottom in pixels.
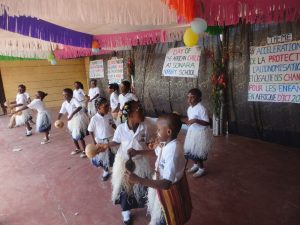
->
155, 140, 185, 183
119, 93, 138, 109
24, 92, 30, 103
59, 98, 81, 118
88, 87, 100, 100
110, 92, 119, 111
16, 93, 28, 110
88, 113, 115, 140
27, 99, 47, 113
112, 120, 152, 160
187, 102, 209, 127
73, 89, 85, 102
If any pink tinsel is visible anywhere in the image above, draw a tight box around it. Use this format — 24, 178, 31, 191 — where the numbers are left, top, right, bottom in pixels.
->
195, 0, 300, 25
54, 46, 113, 59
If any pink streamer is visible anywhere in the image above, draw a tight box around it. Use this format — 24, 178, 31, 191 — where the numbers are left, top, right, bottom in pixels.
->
54, 46, 113, 59
195, 0, 300, 26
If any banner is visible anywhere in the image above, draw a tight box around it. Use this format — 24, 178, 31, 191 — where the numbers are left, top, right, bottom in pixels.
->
248, 34, 300, 104
162, 46, 200, 78
107, 57, 124, 84
89, 60, 104, 79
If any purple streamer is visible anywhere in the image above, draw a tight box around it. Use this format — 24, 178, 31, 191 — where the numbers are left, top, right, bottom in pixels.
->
0, 8, 93, 48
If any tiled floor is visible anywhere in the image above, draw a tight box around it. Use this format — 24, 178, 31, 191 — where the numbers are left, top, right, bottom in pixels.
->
0, 109, 299, 225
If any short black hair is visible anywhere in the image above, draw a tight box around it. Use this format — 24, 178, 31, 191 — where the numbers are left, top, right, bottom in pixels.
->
74, 81, 84, 89
158, 113, 182, 138
122, 100, 141, 118
188, 88, 202, 101
63, 88, 73, 97
95, 97, 109, 109
108, 83, 119, 92
18, 84, 26, 90
90, 79, 97, 84
37, 91, 48, 100
121, 80, 131, 90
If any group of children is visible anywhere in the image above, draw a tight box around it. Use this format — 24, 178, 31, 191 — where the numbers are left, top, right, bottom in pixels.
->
7, 80, 212, 225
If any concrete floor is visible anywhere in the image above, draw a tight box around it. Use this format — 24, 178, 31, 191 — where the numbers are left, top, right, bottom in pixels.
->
0, 109, 300, 225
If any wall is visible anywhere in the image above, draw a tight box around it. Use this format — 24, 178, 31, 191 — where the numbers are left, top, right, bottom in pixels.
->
0, 59, 88, 108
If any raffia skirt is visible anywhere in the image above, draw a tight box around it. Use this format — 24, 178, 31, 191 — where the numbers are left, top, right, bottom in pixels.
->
67, 112, 89, 140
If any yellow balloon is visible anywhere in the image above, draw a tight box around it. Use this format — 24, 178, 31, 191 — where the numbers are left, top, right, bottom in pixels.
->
183, 28, 199, 47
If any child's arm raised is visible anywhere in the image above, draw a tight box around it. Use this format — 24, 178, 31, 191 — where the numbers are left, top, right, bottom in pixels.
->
125, 171, 172, 190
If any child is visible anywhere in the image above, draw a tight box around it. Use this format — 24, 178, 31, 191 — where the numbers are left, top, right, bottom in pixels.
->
73, 81, 86, 108
108, 83, 120, 120
58, 88, 89, 158
88, 97, 116, 181
10, 84, 33, 136
97, 100, 154, 225
119, 80, 138, 111
182, 88, 212, 177
125, 113, 191, 225
14, 91, 51, 144
87, 79, 101, 117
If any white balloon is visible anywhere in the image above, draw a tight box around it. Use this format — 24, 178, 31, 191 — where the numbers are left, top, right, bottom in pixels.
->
92, 48, 100, 54
191, 18, 207, 34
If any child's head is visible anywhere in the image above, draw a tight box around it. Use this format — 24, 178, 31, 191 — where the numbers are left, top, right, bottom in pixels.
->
95, 97, 110, 115
187, 88, 202, 106
62, 88, 73, 101
18, 84, 26, 93
74, 81, 84, 90
123, 100, 144, 123
108, 83, 119, 94
36, 91, 48, 100
157, 113, 182, 142
90, 79, 97, 88
120, 80, 131, 94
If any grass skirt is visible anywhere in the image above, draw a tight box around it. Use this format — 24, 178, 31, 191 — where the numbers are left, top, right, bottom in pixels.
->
15, 109, 31, 127
87, 100, 96, 117
184, 125, 213, 159
147, 184, 163, 225
67, 112, 89, 140
36, 110, 52, 132
111, 153, 152, 205
92, 137, 115, 169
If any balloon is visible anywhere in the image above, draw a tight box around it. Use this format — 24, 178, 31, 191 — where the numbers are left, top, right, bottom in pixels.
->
50, 59, 56, 65
191, 18, 207, 34
183, 28, 199, 47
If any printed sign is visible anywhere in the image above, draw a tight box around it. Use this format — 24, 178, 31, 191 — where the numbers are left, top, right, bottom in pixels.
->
249, 34, 300, 103
162, 46, 200, 78
107, 58, 124, 84
89, 60, 104, 79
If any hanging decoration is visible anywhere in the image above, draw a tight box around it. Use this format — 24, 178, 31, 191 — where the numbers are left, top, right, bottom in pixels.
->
47, 51, 56, 65
54, 46, 113, 59
91, 40, 100, 54
161, 0, 196, 22
191, 18, 207, 34
1, 0, 178, 29
183, 28, 199, 47
0, 8, 93, 48
0, 55, 39, 61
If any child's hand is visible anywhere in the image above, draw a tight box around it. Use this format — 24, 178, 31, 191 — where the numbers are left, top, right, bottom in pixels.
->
128, 148, 138, 157
147, 138, 159, 150
124, 170, 140, 184
96, 143, 108, 152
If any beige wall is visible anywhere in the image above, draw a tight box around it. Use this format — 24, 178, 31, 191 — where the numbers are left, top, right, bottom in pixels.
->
0, 58, 88, 108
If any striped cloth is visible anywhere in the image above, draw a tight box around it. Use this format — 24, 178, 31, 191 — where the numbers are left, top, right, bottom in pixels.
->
157, 173, 192, 225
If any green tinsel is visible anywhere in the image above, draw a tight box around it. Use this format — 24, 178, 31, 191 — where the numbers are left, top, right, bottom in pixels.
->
206, 26, 224, 35
0, 55, 41, 61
